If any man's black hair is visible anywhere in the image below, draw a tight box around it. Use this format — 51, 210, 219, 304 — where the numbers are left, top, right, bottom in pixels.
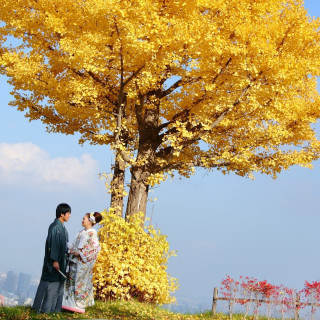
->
56, 203, 71, 218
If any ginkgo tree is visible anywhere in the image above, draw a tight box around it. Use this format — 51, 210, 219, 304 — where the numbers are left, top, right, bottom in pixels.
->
1, 0, 320, 220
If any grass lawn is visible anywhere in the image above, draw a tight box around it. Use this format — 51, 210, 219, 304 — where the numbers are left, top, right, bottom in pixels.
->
0, 299, 276, 320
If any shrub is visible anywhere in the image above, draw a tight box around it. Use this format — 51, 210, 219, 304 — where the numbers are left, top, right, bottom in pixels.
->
93, 210, 178, 304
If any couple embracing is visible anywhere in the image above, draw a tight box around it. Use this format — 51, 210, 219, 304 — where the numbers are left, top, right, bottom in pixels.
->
32, 203, 102, 314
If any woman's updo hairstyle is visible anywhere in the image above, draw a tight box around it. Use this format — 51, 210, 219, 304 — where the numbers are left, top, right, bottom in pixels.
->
86, 211, 103, 225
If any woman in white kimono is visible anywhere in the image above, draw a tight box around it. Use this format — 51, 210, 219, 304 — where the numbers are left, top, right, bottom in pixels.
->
62, 211, 102, 313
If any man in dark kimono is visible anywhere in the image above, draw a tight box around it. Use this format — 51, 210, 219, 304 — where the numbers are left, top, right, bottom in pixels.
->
32, 203, 71, 313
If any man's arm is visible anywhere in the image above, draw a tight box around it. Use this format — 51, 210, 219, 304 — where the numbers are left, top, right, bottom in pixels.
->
47, 226, 62, 270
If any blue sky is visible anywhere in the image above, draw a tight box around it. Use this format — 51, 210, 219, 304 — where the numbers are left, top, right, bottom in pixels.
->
0, 0, 320, 310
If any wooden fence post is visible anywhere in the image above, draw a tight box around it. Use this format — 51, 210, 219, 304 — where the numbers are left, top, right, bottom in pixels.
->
212, 287, 218, 318
295, 293, 300, 320
229, 300, 233, 320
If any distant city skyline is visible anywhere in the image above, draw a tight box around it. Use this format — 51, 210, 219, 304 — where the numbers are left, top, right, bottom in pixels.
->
4, 271, 18, 293
0, 270, 39, 307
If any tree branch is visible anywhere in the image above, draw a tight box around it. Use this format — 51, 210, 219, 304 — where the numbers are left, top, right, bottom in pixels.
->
158, 94, 207, 135
152, 156, 231, 173
158, 58, 232, 131
277, 24, 295, 52
160, 78, 183, 97
156, 84, 251, 160
123, 65, 145, 86
205, 84, 251, 132
23, 97, 115, 142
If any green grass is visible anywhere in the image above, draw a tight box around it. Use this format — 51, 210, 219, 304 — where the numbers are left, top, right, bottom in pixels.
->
0, 300, 287, 320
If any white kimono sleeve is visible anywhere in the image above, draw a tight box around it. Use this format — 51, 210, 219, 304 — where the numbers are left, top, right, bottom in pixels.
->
77, 229, 100, 263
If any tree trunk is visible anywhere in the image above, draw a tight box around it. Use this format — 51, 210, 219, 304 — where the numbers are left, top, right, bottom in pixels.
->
125, 166, 150, 221
124, 97, 161, 221
110, 153, 126, 217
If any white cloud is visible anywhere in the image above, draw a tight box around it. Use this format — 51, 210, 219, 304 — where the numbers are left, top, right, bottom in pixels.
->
0, 142, 99, 188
